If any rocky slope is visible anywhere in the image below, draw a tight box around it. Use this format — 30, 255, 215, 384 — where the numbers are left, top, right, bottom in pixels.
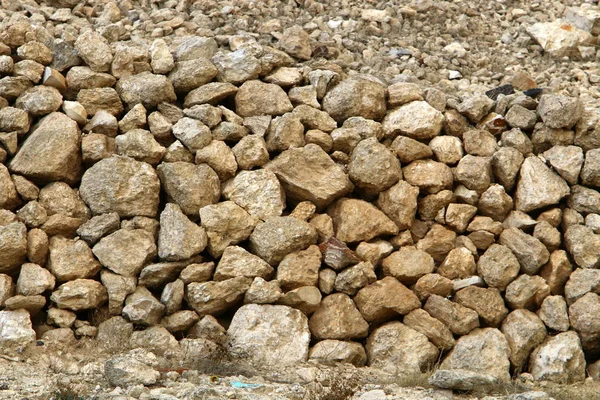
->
2, 1, 600, 399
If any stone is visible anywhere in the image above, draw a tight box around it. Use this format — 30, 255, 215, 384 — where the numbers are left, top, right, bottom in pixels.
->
499, 228, 550, 275
0, 222, 28, 273
171, 117, 212, 153
564, 268, 600, 305
93, 229, 157, 277
568, 185, 600, 214
348, 137, 401, 194
478, 185, 513, 221
320, 237, 360, 271
354, 277, 420, 322
222, 169, 285, 220
455, 286, 508, 327
4, 295, 46, 315
80, 156, 160, 218
15, 86, 62, 117
388, 82, 423, 106
463, 129, 498, 157
309, 340, 367, 367
184, 82, 238, 108
355, 240, 393, 267
539, 250, 573, 295
537, 94, 583, 128
104, 349, 160, 387
214, 246, 274, 281
74, 31, 112, 72
195, 141, 237, 181
0, 309, 36, 350
101, 270, 136, 316
492, 147, 524, 191
244, 277, 282, 305
129, 326, 178, 355
564, 224, 600, 269
375, 181, 418, 230
265, 113, 304, 152
329, 198, 398, 243
50, 279, 107, 311
235, 80, 293, 118
366, 321, 438, 374
0, 107, 30, 135
279, 25, 311, 60
334, 262, 376, 295
382, 100, 444, 140
455, 155, 493, 194
501, 310, 547, 371
232, 135, 270, 170
414, 274, 453, 301
0, 77, 33, 101
390, 136, 433, 164
505, 275, 550, 310
47, 308, 76, 328
199, 201, 259, 258
515, 156, 570, 213
292, 104, 338, 132
186, 277, 252, 316
416, 224, 457, 263
168, 59, 217, 93
76, 213, 121, 245
323, 76, 387, 123
429, 369, 499, 391
403, 308, 455, 350
158, 204, 206, 261
424, 294, 480, 335
429, 136, 464, 165
582, 148, 600, 188
277, 245, 321, 291
116, 72, 176, 108
382, 247, 434, 285
122, 287, 165, 326
160, 279, 185, 315
179, 262, 214, 285
115, 130, 165, 165
9, 112, 81, 184
77, 88, 123, 117
403, 160, 453, 194
47, 237, 101, 282
228, 304, 310, 367
211, 49, 261, 85
542, 145, 583, 185
265, 144, 353, 210
16, 263, 54, 296
529, 331, 586, 383
569, 292, 600, 350
249, 217, 317, 265
538, 295, 569, 332
157, 162, 220, 217
457, 95, 494, 123
441, 328, 510, 382
66, 66, 116, 92
277, 285, 321, 314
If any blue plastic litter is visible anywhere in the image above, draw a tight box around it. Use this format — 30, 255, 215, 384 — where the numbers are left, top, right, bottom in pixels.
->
230, 381, 262, 389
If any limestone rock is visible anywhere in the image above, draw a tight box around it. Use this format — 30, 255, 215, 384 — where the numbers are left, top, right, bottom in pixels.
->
157, 162, 220, 217
382, 101, 444, 140
403, 308, 455, 350
537, 94, 583, 128
309, 293, 369, 340
244, 277, 282, 305
454, 286, 508, 327
348, 137, 401, 194
50, 279, 107, 311
334, 262, 376, 295
309, 340, 367, 367
158, 204, 206, 261
265, 144, 353, 209
538, 295, 569, 332
101, 270, 136, 316
505, 275, 550, 310
249, 216, 317, 265
122, 287, 165, 326
501, 310, 548, 371
222, 169, 285, 220
116, 72, 176, 108
424, 294, 479, 336
529, 331, 585, 383
168, 59, 218, 92
0, 309, 36, 349
214, 246, 274, 281
16, 263, 55, 296
515, 156, 570, 213
543, 145, 584, 185
186, 277, 252, 316
9, 112, 81, 184
564, 224, 600, 269
366, 321, 438, 374
104, 349, 160, 387
403, 160, 453, 194
328, 198, 398, 243
354, 277, 420, 322
235, 80, 293, 117
477, 244, 521, 290
499, 228, 550, 275
323, 76, 387, 123
212, 49, 261, 85
228, 304, 310, 366
47, 237, 101, 282
382, 247, 434, 285
441, 328, 511, 382
0, 222, 27, 273
199, 201, 259, 257
429, 369, 499, 391
277, 245, 321, 291
93, 229, 157, 277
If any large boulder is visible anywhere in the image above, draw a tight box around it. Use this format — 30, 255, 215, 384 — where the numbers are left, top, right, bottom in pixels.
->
9, 112, 82, 184
80, 156, 160, 218
227, 304, 311, 367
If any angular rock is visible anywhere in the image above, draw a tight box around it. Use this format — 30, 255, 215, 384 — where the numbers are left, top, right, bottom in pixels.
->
382, 247, 434, 285
538, 295, 569, 332
501, 310, 548, 371
9, 112, 81, 184
529, 331, 585, 383
122, 286, 165, 326
376, 181, 419, 230
47, 237, 101, 282
505, 275, 550, 310
323, 76, 387, 123
328, 198, 398, 243
244, 277, 282, 305
309, 293, 368, 340
499, 228, 550, 275
424, 294, 479, 336
564, 224, 600, 269
0, 309, 36, 349
74, 31, 112, 72
158, 204, 206, 261
403, 308, 455, 350
277, 245, 321, 291
348, 137, 401, 194
382, 101, 444, 140
76, 213, 121, 245
455, 286, 508, 327
265, 144, 353, 209
228, 304, 310, 366
104, 349, 160, 387
366, 321, 438, 374
249, 216, 317, 265
0, 222, 28, 273
309, 340, 367, 367
334, 262, 376, 296
429, 369, 499, 391
101, 270, 136, 316
235, 80, 293, 117
186, 277, 252, 316
116, 72, 176, 108
354, 277, 420, 322
50, 279, 107, 311
403, 160, 453, 194
93, 229, 157, 277
16, 263, 55, 296
214, 246, 274, 281
222, 169, 285, 220
515, 156, 570, 213
440, 328, 511, 382
537, 94, 583, 129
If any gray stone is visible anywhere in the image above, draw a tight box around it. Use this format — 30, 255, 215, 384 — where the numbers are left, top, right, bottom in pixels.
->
529, 331, 585, 383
